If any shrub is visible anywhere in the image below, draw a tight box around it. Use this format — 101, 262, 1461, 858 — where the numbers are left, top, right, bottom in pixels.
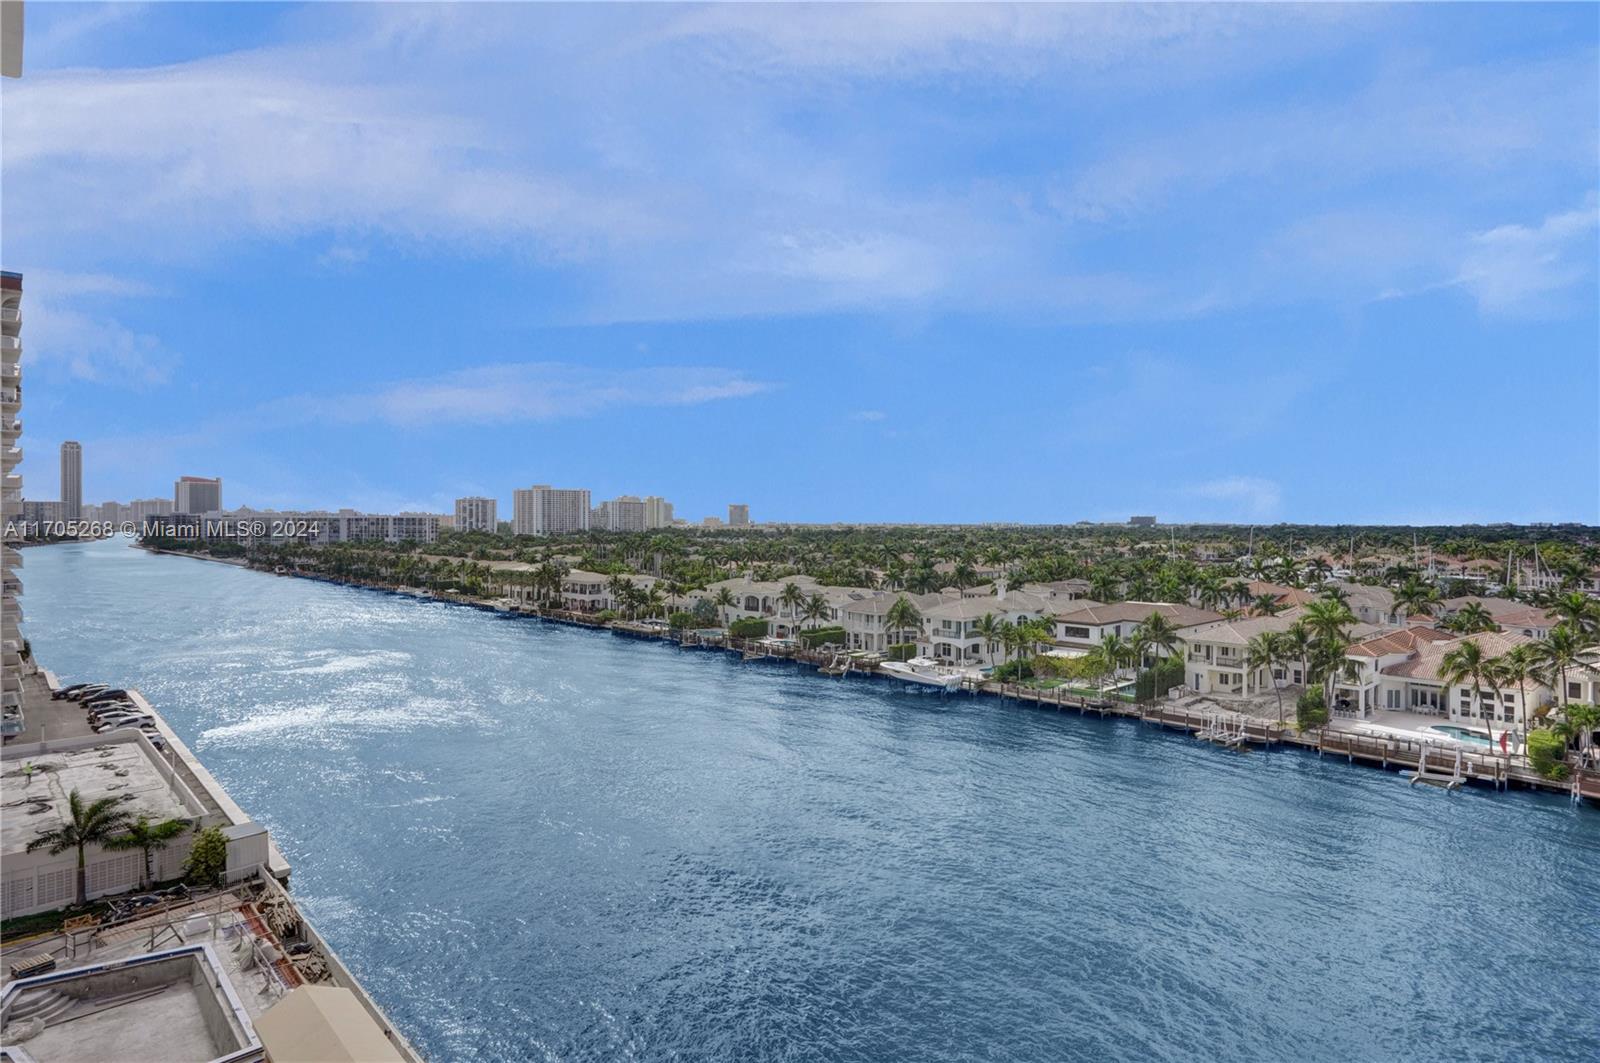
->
799, 626, 847, 648
1527, 729, 1570, 780
594, 609, 618, 623
729, 617, 770, 639
668, 611, 697, 631
1295, 688, 1328, 732
992, 660, 1035, 682
183, 826, 228, 887
887, 642, 916, 662
690, 599, 719, 626
1135, 657, 1185, 703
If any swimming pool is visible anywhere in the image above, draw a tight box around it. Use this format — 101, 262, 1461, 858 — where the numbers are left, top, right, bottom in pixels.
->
1428, 724, 1493, 746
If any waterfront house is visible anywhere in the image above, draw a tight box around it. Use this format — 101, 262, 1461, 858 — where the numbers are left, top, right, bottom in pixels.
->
1334, 628, 1552, 731
1053, 602, 1221, 657
915, 592, 1050, 667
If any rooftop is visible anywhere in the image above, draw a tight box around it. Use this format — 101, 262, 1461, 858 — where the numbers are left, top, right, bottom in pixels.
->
1, 738, 200, 856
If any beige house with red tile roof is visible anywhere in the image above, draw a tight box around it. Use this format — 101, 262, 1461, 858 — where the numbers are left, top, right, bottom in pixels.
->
1334, 629, 1551, 731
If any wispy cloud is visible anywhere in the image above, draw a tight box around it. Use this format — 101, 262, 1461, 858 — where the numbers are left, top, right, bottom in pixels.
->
850, 409, 887, 422
1454, 201, 1600, 317
20, 270, 176, 387
273, 363, 772, 428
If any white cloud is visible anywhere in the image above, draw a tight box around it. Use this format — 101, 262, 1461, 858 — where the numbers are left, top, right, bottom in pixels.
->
1187, 476, 1283, 520
19, 271, 176, 387
850, 409, 887, 422
274, 363, 772, 427
1454, 202, 1600, 317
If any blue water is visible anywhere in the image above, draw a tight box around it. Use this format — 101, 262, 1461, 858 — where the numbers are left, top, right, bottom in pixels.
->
19, 540, 1600, 1062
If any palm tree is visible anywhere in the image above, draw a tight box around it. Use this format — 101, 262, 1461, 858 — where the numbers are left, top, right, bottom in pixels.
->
779, 582, 807, 634
1097, 633, 1129, 693
26, 789, 137, 906
1550, 592, 1600, 641
803, 593, 831, 632
1246, 631, 1287, 725
1439, 639, 1498, 750
1447, 602, 1497, 635
951, 560, 977, 591
1492, 644, 1537, 746
885, 596, 922, 652
105, 816, 190, 890
713, 587, 737, 628
1393, 575, 1438, 619
1133, 612, 1181, 669
1250, 593, 1282, 618
975, 612, 1002, 666
1536, 624, 1583, 704
1283, 621, 1313, 688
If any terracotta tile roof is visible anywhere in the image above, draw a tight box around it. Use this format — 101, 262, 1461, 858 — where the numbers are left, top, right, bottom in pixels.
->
1347, 626, 1454, 657
1379, 630, 1537, 682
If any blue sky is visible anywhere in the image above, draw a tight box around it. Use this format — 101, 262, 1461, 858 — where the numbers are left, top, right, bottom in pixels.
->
3, 2, 1597, 524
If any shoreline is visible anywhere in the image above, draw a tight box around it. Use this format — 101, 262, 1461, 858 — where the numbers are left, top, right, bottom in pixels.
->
126, 541, 1598, 804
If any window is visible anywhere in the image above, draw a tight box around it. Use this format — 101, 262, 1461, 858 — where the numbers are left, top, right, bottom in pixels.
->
1569, 682, 1582, 700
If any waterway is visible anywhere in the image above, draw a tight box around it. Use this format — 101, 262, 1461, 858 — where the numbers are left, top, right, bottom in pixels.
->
20, 539, 1599, 1061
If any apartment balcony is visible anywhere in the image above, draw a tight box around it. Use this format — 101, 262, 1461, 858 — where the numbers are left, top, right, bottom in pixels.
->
0, 362, 17, 385
0, 335, 17, 353
1, 446, 18, 473
0, 305, 18, 325
2, 419, 20, 445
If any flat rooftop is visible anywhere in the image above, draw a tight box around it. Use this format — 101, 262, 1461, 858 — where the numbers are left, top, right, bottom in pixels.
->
1, 739, 195, 854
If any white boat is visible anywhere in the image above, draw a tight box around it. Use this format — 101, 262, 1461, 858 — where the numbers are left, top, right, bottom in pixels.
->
879, 656, 970, 691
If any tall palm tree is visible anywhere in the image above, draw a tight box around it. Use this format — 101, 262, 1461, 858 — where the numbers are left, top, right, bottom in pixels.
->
885, 596, 922, 652
803, 593, 831, 632
1283, 621, 1313, 687
713, 587, 737, 628
779, 582, 807, 634
1536, 624, 1583, 704
106, 816, 190, 890
1550, 592, 1600, 642
1493, 644, 1537, 746
1439, 639, 1498, 749
1447, 602, 1497, 635
1250, 593, 1282, 618
1246, 631, 1287, 725
1393, 575, 1438, 619
975, 612, 1002, 666
1097, 632, 1129, 692
26, 790, 137, 906
1133, 612, 1181, 669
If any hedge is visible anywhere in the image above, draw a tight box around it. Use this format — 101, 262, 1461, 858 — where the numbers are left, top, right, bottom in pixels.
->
887, 643, 917, 662
729, 617, 770, 639
1527, 729, 1570, 779
799, 626, 848, 648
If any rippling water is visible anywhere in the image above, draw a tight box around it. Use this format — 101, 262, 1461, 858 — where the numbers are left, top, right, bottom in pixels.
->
20, 540, 1600, 1062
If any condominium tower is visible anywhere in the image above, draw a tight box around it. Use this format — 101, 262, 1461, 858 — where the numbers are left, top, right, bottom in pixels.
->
594, 495, 646, 532
174, 475, 222, 514
454, 496, 498, 533
2, 271, 26, 731
642, 496, 673, 530
59, 441, 81, 520
728, 504, 750, 527
512, 485, 590, 536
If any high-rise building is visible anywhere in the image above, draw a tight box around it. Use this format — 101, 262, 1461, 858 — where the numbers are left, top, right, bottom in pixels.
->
643, 496, 673, 530
129, 497, 174, 526
728, 504, 749, 527
454, 496, 498, 533
594, 495, 646, 532
2, 270, 27, 723
59, 441, 81, 521
174, 475, 222, 514
512, 485, 590, 536
98, 500, 123, 525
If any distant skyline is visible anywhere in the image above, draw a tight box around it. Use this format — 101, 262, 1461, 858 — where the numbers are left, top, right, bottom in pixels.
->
3, 3, 1597, 524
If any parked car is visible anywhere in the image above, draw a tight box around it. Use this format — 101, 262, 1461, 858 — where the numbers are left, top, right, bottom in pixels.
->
67, 685, 109, 702
94, 717, 155, 734
53, 683, 90, 700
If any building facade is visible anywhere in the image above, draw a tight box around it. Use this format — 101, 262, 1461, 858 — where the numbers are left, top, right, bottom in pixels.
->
512, 485, 590, 536
643, 496, 673, 529
728, 504, 750, 527
594, 495, 646, 532
453, 496, 498, 533
2, 271, 24, 734
59, 440, 81, 520
174, 475, 222, 514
